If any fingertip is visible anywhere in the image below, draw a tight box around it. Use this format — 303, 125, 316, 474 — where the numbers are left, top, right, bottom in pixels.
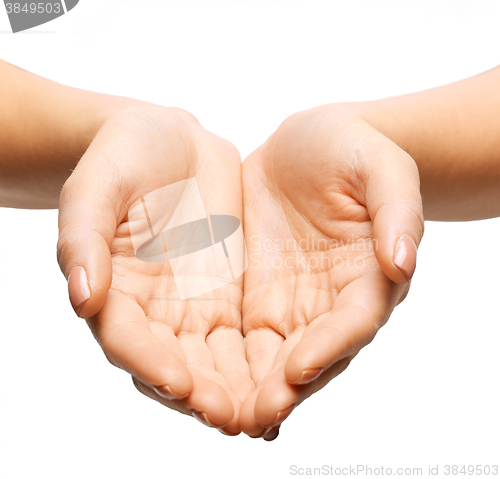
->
238, 389, 266, 437
285, 338, 324, 384
218, 427, 241, 437
64, 239, 113, 319
68, 266, 90, 317
367, 163, 423, 284
221, 390, 244, 435
217, 421, 241, 436
58, 188, 116, 317
263, 426, 280, 441
393, 235, 417, 283
153, 383, 190, 401
188, 375, 235, 428
192, 411, 218, 428
253, 378, 297, 428
146, 359, 193, 404
373, 227, 419, 284
194, 408, 233, 430
162, 365, 194, 399
375, 235, 418, 285
284, 354, 303, 384
285, 364, 323, 385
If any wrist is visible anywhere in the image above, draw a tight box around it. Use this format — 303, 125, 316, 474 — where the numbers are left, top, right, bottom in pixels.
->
339, 100, 415, 154
61, 89, 143, 169
86, 96, 147, 139
0, 80, 142, 209
339, 96, 500, 221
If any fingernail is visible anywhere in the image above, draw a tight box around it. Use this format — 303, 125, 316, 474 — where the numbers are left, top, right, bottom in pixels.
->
68, 266, 90, 316
192, 411, 216, 428
294, 367, 323, 384
263, 426, 280, 441
393, 236, 417, 282
153, 385, 188, 401
272, 404, 295, 426
217, 427, 239, 436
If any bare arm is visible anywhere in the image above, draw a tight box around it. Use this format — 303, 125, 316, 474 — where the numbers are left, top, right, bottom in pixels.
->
346, 66, 500, 221
0, 59, 138, 208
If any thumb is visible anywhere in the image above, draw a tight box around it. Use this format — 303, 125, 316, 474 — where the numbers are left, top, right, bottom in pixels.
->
365, 142, 424, 284
57, 158, 125, 319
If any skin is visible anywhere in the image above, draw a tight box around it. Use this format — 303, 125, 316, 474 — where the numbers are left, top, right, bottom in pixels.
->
239, 106, 423, 438
2, 58, 500, 439
58, 105, 254, 434
237, 66, 500, 438
236, 67, 500, 440
347, 65, 500, 221
0, 59, 255, 433
0, 59, 137, 208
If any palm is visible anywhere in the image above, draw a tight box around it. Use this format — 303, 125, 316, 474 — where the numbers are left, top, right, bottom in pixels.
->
240, 108, 407, 437
82, 106, 253, 434
61, 105, 421, 439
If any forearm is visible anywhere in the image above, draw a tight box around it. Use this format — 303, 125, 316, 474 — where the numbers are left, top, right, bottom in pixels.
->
345, 66, 500, 221
0, 59, 139, 209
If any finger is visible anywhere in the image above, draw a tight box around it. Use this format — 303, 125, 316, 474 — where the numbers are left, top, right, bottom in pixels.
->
207, 327, 254, 401
178, 333, 238, 429
263, 426, 280, 441
239, 386, 266, 437
133, 372, 235, 428
251, 356, 353, 434
215, 389, 243, 436
90, 289, 193, 399
57, 146, 127, 319
284, 270, 400, 385
207, 327, 256, 436
245, 328, 284, 384
365, 138, 424, 284
239, 361, 295, 438
253, 367, 297, 429
186, 371, 236, 428
132, 377, 191, 416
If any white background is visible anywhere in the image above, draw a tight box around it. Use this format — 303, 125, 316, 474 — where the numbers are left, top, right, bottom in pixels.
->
0, 1, 499, 478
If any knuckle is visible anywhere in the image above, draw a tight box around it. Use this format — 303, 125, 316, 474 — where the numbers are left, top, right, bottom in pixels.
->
59, 172, 78, 204
56, 228, 74, 270
277, 109, 310, 135
221, 138, 241, 163
166, 107, 200, 125
406, 200, 425, 239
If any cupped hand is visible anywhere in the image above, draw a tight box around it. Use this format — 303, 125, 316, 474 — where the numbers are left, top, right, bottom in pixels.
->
57, 104, 254, 434
239, 105, 424, 439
